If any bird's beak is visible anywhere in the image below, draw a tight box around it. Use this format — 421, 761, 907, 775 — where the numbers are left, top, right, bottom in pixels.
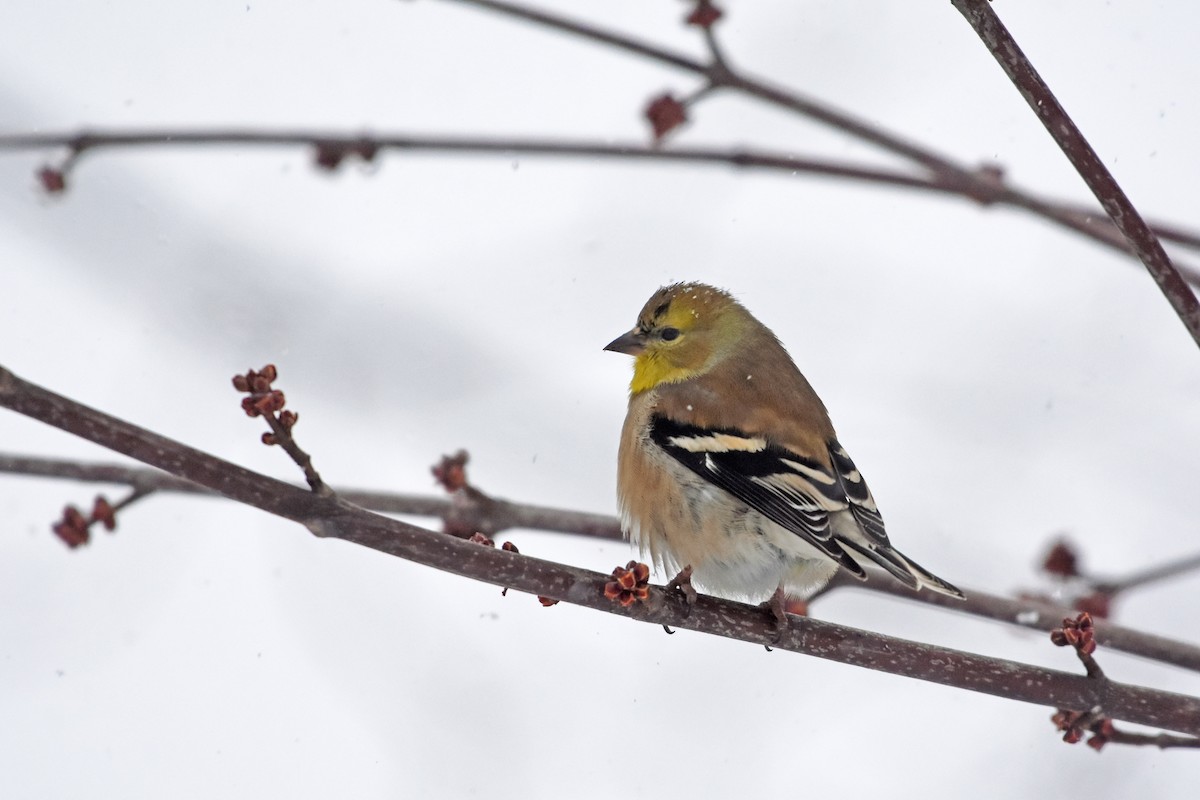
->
604, 328, 646, 355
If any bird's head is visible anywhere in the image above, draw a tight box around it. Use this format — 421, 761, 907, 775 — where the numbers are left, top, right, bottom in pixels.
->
605, 282, 749, 394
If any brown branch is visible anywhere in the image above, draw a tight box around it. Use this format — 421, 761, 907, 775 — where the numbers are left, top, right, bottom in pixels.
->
1094, 552, 1200, 597
3, 129, 1199, 287
1051, 612, 1105, 680
700, 31, 728, 75
1054, 202, 1200, 253
231, 365, 330, 496
1035, 538, 1200, 620
820, 572, 1200, 675
951, 0, 1200, 350
0, 453, 622, 540
4, 450, 1200, 674
7, 371, 1200, 743
0, 128, 952, 187
447, 0, 968, 179
436, 0, 1200, 279
1047, 613, 1200, 750
50, 485, 154, 548
1051, 708, 1200, 751
2, 365, 1200, 736
6, 2, 1199, 297
1095, 724, 1200, 751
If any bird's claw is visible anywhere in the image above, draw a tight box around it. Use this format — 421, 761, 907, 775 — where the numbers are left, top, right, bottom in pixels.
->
661, 566, 698, 635
665, 565, 698, 614
760, 586, 790, 647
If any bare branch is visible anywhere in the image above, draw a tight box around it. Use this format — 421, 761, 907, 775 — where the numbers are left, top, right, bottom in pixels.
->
951, 0, 1200, 349
436, 1, 1200, 270
1051, 612, 1105, 680
1, 364, 1199, 735
1040, 537, 1200, 605
3, 129, 1199, 286
1095, 552, 1200, 597
446, 0, 966, 179
0, 452, 622, 540
231, 365, 330, 496
1055, 202, 1200, 252
49, 485, 154, 549
1095, 724, 1200, 751
821, 572, 1200, 675
1047, 614, 1200, 750
5, 450, 1200, 673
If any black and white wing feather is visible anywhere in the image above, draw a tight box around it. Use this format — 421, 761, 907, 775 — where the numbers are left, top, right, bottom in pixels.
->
827, 441, 964, 596
649, 416, 867, 579
650, 416, 964, 598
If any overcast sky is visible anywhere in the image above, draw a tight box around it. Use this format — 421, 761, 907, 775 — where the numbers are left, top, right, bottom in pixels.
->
2, 2, 1199, 798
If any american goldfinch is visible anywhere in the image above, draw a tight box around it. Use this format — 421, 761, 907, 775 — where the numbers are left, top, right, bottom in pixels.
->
605, 282, 963, 621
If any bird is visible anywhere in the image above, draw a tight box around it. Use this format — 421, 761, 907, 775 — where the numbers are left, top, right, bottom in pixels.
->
605, 282, 963, 626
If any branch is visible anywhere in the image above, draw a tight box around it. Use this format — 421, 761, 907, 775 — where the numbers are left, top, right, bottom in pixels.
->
446, 0, 970, 180
5, 450, 1200, 674
951, 0, 1200, 349
7, 2, 1198, 296
48, 484, 155, 549
435, 0, 1200, 279
0, 453, 622, 541
3, 129, 1199, 287
4, 371, 1200, 738
821, 572, 1200, 675
1037, 538, 1200, 618
231, 365, 331, 495
1048, 613, 1200, 750
1096, 552, 1200, 597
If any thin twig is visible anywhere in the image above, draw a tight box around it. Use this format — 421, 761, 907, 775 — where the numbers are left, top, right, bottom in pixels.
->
1050, 612, 1106, 680
0, 129, 947, 187
49, 482, 157, 548
0, 453, 623, 539
820, 571, 1200, 674
1095, 552, 1200, 597
446, 0, 969, 179
110, 484, 155, 514
1, 364, 1199, 736
1055, 202, 1200, 252
6, 1, 1198, 286
1101, 726, 1200, 750
236, 365, 331, 496
1046, 613, 1200, 750
951, 0, 1200, 349
446, 0, 1200, 348
4, 450, 1200, 674
438, 0, 1200, 277
1035, 538, 1200, 619
701, 26, 730, 74
2, 129, 1198, 286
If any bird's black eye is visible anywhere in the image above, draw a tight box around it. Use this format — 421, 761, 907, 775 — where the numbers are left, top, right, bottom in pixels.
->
660, 327, 680, 341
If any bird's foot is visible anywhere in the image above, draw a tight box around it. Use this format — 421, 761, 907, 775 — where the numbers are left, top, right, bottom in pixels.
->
662, 565, 698, 634
665, 565, 698, 610
760, 586, 790, 648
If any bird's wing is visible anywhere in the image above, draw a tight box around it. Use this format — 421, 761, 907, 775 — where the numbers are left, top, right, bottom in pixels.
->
823, 438, 922, 589
827, 439, 888, 543
649, 415, 867, 578
651, 416, 964, 598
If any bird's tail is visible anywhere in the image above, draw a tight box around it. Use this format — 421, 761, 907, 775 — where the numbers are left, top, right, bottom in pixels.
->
838, 538, 965, 599
897, 552, 965, 599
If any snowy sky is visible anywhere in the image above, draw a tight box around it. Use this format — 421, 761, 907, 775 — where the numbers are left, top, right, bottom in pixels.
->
2, 1, 1199, 798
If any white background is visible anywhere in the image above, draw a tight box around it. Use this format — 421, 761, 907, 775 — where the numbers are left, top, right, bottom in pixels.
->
2, 1, 1198, 797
